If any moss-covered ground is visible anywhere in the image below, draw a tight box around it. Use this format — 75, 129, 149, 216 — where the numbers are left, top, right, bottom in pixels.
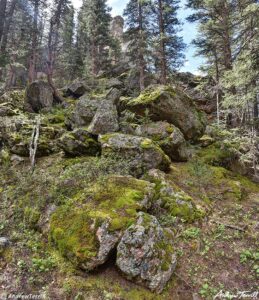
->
0, 152, 258, 299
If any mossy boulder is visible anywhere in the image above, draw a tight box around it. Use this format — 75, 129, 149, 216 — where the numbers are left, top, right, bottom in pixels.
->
0, 115, 64, 157
99, 133, 171, 176
0, 89, 25, 111
127, 85, 207, 141
58, 128, 101, 157
25, 81, 54, 112
116, 212, 176, 293
50, 176, 155, 271
145, 169, 203, 222
135, 121, 189, 161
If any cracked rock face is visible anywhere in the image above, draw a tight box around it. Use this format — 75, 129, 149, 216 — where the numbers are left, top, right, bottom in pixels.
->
116, 212, 177, 293
99, 133, 171, 176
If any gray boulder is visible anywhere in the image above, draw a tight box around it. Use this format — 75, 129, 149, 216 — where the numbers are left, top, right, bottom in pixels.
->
99, 133, 171, 176
135, 121, 189, 161
25, 81, 53, 112
127, 85, 207, 141
66, 81, 88, 98
58, 128, 100, 157
88, 100, 119, 135
116, 212, 177, 293
69, 97, 102, 128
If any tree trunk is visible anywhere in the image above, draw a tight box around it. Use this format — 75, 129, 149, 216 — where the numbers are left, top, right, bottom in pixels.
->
0, 0, 7, 44
138, 1, 145, 91
28, 0, 39, 83
46, 1, 64, 103
158, 0, 167, 84
0, 0, 17, 53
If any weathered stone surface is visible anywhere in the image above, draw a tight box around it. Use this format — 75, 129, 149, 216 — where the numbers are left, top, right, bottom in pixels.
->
99, 133, 171, 176
135, 121, 189, 161
0, 115, 63, 157
58, 128, 101, 157
50, 176, 155, 271
25, 81, 53, 112
106, 88, 122, 104
88, 101, 119, 135
127, 85, 207, 141
116, 212, 176, 293
145, 169, 203, 222
69, 97, 102, 128
66, 81, 88, 98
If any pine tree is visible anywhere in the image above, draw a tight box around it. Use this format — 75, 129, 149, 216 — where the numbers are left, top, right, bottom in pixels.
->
151, 0, 185, 84
77, 0, 113, 76
123, 0, 152, 90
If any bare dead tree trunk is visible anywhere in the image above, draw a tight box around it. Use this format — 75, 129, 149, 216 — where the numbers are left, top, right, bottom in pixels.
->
30, 117, 40, 171
138, 1, 145, 91
158, 0, 167, 85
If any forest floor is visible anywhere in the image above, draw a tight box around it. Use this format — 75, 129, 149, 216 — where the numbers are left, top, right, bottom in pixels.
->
0, 158, 258, 300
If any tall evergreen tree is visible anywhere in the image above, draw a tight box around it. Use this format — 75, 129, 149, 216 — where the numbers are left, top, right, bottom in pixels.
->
151, 0, 185, 84
123, 0, 152, 90
77, 0, 113, 76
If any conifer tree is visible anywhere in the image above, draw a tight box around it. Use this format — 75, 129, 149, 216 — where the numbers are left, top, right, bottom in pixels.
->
151, 0, 185, 84
77, 0, 113, 76
123, 0, 152, 90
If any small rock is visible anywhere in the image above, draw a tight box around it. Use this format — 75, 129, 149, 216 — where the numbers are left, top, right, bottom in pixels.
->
0, 237, 10, 248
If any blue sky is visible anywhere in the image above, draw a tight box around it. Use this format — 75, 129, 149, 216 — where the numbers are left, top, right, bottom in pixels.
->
72, 0, 204, 74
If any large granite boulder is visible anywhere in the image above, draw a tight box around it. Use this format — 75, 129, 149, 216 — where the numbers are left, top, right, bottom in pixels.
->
25, 81, 53, 112
116, 212, 177, 293
50, 176, 155, 271
99, 133, 171, 176
58, 128, 101, 157
88, 100, 119, 135
127, 85, 207, 141
135, 121, 189, 161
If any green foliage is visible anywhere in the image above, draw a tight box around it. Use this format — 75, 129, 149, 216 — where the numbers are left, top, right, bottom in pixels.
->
183, 227, 200, 239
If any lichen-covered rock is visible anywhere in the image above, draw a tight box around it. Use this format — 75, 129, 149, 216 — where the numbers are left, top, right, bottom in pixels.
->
0, 103, 19, 117
146, 169, 203, 222
88, 100, 119, 135
58, 128, 101, 157
116, 212, 176, 293
0, 90, 25, 111
99, 133, 171, 176
127, 85, 207, 141
135, 121, 189, 161
106, 88, 122, 104
66, 81, 88, 98
25, 81, 53, 112
50, 176, 155, 271
0, 115, 63, 157
69, 97, 102, 128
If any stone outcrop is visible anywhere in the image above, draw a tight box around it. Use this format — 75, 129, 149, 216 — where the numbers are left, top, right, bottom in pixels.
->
99, 133, 171, 176
127, 85, 207, 141
58, 128, 101, 157
135, 121, 189, 161
116, 212, 177, 293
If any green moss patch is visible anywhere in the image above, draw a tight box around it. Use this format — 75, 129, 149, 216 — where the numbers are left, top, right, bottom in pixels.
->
50, 176, 154, 268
